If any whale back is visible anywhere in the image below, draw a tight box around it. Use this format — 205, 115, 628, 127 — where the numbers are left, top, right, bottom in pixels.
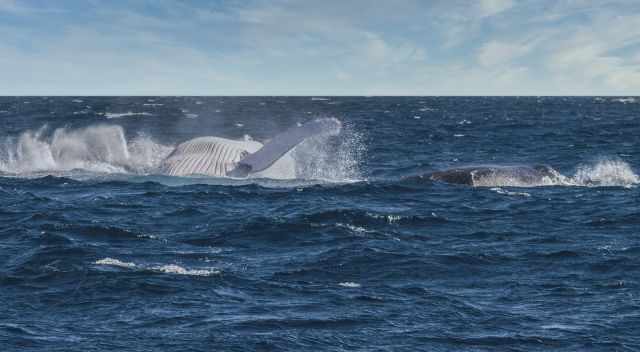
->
160, 137, 263, 177
429, 164, 559, 187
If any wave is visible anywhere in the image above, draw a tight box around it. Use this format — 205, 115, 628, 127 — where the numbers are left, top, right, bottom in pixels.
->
94, 258, 220, 276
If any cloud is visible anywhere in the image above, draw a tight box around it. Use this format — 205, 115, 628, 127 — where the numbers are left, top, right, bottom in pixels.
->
0, 0, 20, 13
0, 0, 639, 94
477, 40, 531, 67
545, 13, 640, 91
477, 0, 515, 18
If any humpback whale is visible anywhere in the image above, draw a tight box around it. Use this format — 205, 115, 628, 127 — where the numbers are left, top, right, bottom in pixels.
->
428, 164, 561, 187
160, 118, 341, 178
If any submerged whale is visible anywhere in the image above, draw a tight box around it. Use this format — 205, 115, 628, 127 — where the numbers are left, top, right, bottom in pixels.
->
428, 164, 561, 187
160, 118, 341, 178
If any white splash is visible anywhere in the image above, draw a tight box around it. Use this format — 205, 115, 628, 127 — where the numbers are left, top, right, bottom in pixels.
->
573, 159, 639, 187
293, 124, 365, 182
0, 125, 172, 175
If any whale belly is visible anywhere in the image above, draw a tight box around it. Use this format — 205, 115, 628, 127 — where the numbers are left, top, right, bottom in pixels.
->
160, 137, 263, 177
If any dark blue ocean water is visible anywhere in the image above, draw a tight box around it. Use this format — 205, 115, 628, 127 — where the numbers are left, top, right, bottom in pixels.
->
0, 96, 639, 351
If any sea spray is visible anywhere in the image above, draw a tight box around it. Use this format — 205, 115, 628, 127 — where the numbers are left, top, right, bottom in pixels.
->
573, 159, 639, 187
293, 123, 365, 182
0, 125, 171, 175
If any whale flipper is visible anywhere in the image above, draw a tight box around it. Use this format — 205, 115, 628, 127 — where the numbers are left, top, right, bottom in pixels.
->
160, 118, 341, 178
229, 118, 342, 177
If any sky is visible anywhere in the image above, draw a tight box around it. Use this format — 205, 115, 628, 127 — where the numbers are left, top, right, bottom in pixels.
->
1, 0, 640, 95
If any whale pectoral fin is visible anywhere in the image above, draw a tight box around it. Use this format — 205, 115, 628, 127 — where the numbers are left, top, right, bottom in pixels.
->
230, 118, 342, 175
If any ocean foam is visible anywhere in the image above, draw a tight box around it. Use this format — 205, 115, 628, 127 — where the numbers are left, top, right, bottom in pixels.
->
95, 258, 136, 268
95, 258, 219, 276
339, 282, 361, 288
151, 264, 220, 276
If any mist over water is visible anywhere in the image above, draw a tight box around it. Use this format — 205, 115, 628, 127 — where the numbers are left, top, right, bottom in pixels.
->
1, 96, 639, 351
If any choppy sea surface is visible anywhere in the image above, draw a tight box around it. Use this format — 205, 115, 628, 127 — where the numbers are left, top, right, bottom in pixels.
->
1, 96, 639, 351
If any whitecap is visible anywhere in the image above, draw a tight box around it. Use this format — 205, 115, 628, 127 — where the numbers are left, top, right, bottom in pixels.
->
613, 97, 637, 104
95, 258, 136, 268
336, 222, 367, 234
339, 282, 361, 288
151, 264, 220, 276
105, 112, 154, 119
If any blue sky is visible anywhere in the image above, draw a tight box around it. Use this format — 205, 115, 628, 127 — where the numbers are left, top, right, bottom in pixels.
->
1, 0, 640, 95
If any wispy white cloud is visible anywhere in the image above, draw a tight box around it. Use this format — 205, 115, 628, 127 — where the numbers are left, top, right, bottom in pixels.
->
0, 0, 639, 94
477, 40, 532, 67
477, 0, 515, 18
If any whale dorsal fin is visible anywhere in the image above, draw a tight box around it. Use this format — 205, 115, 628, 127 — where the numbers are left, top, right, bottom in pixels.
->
228, 118, 342, 177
